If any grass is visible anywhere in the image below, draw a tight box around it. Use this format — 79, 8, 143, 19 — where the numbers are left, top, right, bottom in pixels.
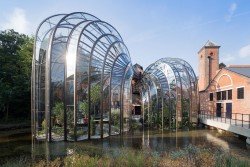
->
1, 144, 249, 167
0, 156, 29, 167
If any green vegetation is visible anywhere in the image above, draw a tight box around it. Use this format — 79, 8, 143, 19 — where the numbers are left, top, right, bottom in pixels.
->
79, 101, 88, 118
52, 102, 64, 126
1, 144, 249, 167
131, 118, 139, 129
90, 84, 101, 106
181, 97, 190, 128
90, 84, 101, 117
110, 109, 120, 125
0, 29, 33, 122
90, 116, 96, 135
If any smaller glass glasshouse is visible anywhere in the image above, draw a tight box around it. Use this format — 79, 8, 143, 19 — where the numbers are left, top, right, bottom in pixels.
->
31, 12, 198, 142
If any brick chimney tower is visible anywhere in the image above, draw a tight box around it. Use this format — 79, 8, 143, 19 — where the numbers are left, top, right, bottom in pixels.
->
198, 40, 220, 91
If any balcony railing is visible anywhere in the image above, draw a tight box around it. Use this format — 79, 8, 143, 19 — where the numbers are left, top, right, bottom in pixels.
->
199, 110, 250, 129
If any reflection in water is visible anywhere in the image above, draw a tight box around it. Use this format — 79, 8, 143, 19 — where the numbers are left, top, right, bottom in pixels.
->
206, 134, 230, 151
0, 129, 250, 163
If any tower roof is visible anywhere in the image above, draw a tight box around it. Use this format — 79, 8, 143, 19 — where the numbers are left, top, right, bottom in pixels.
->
198, 40, 220, 53
204, 40, 220, 47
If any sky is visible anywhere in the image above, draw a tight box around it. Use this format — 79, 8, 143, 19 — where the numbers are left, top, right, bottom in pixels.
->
0, 0, 250, 74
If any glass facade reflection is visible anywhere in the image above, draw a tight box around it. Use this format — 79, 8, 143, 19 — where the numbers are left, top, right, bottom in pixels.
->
32, 13, 198, 142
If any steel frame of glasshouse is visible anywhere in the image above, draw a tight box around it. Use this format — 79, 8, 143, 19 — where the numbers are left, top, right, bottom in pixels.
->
31, 12, 133, 141
142, 58, 197, 130
31, 12, 198, 142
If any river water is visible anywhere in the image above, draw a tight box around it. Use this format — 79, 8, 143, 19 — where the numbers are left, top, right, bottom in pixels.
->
0, 128, 250, 164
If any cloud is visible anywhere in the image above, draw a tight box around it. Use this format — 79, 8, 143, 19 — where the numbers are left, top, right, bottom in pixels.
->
229, 3, 237, 13
239, 44, 250, 58
1, 8, 30, 34
225, 3, 237, 22
220, 54, 235, 63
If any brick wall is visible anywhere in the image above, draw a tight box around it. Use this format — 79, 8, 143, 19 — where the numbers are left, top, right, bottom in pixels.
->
198, 49, 206, 91
199, 68, 250, 115
198, 47, 219, 91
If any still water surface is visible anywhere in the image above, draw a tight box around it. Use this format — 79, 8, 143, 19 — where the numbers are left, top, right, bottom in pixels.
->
0, 128, 249, 163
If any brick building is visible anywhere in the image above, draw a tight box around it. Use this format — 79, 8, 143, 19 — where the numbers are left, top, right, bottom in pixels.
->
198, 41, 250, 118
132, 63, 143, 116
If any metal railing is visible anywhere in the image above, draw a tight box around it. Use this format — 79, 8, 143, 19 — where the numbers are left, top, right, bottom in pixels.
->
199, 110, 250, 129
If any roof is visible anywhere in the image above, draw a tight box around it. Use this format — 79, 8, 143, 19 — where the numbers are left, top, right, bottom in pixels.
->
199, 65, 250, 92
204, 40, 220, 47
225, 66, 250, 78
198, 40, 220, 53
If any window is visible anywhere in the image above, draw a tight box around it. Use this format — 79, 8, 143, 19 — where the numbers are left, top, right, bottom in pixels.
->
217, 92, 221, 100
237, 87, 244, 99
209, 93, 213, 101
228, 90, 232, 100
222, 91, 226, 100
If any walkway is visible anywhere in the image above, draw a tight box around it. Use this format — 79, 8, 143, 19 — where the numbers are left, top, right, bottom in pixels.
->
199, 111, 250, 138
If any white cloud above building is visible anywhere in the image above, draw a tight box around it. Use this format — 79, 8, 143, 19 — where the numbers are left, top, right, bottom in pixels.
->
239, 44, 250, 58
225, 3, 237, 22
0, 8, 30, 34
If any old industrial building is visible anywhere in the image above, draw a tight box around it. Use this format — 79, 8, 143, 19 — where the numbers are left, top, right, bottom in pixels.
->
199, 41, 250, 119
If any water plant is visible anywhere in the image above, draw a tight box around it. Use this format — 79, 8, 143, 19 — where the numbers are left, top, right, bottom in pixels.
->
1, 144, 249, 167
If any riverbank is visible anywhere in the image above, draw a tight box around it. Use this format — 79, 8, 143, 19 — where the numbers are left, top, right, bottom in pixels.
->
0, 123, 30, 130
0, 129, 250, 166
0, 118, 31, 138
0, 117, 30, 131
2, 144, 249, 167
0, 127, 30, 138
0, 122, 31, 138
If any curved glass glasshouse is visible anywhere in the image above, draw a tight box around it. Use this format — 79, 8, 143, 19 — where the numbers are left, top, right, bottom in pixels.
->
31, 12, 197, 142
141, 58, 197, 130
31, 12, 133, 141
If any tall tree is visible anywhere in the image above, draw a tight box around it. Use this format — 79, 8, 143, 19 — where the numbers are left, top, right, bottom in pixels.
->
0, 29, 33, 121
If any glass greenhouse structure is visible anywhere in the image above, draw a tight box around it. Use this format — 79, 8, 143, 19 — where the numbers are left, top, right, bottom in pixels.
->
141, 58, 197, 130
31, 12, 197, 142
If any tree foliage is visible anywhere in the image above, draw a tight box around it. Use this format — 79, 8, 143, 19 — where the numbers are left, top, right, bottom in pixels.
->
0, 29, 33, 121
91, 84, 101, 105
79, 101, 88, 117
91, 84, 101, 116
52, 102, 64, 126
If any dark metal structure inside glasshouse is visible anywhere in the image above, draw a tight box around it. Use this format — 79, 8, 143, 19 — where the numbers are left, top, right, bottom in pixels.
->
31, 12, 197, 142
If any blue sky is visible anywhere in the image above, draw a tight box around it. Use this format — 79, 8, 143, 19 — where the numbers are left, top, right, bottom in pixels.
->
0, 0, 250, 74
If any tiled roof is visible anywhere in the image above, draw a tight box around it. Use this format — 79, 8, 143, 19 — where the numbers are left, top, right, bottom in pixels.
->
225, 66, 250, 78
